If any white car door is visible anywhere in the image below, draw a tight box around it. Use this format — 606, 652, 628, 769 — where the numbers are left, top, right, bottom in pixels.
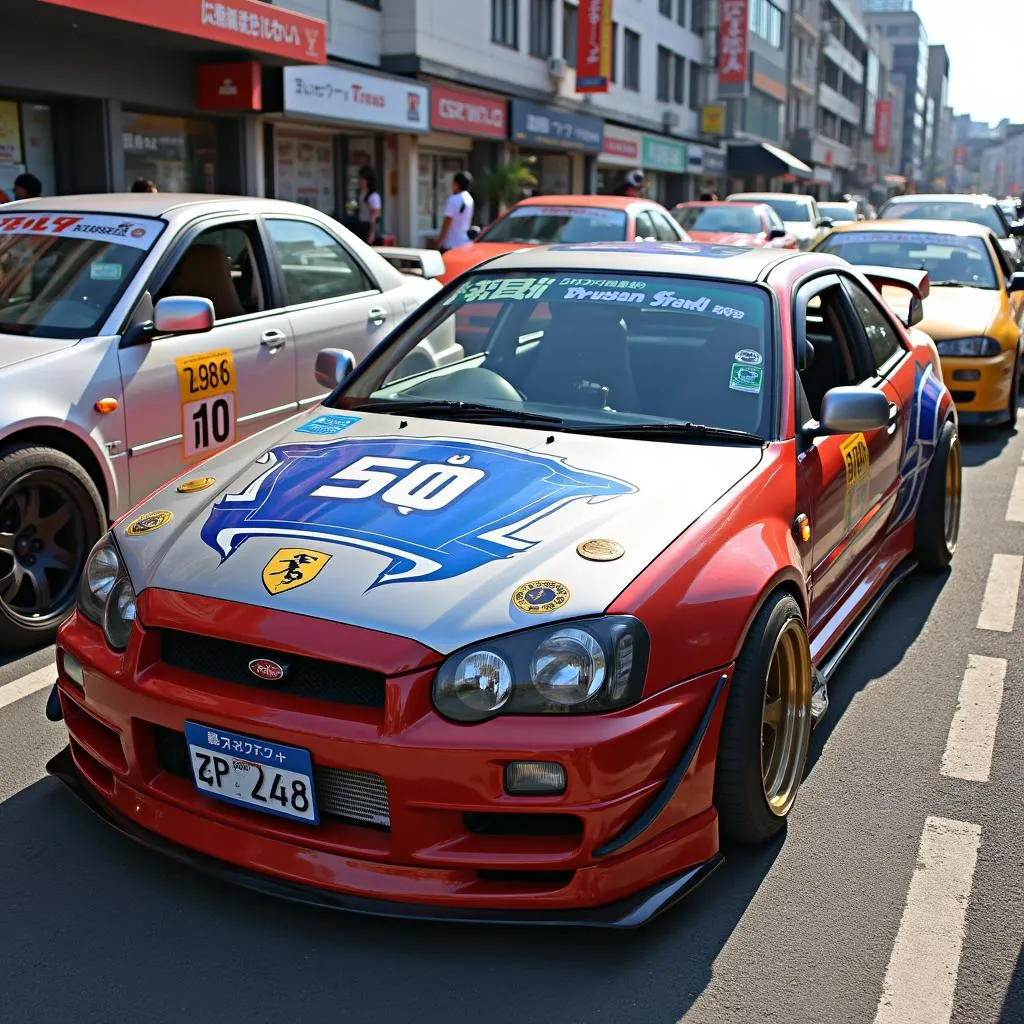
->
262, 216, 395, 408
118, 216, 298, 503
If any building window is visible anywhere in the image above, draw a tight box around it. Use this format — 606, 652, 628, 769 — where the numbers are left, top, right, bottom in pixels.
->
657, 46, 672, 102
492, 0, 519, 48
610, 21, 618, 82
743, 89, 782, 142
659, 0, 672, 15
623, 28, 640, 91
689, 59, 701, 111
677, 0, 687, 27
529, 0, 553, 57
563, 1, 577, 66
673, 53, 686, 104
748, 0, 783, 48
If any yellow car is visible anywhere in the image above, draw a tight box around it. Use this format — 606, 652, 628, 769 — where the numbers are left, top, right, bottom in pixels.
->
814, 220, 1024, 425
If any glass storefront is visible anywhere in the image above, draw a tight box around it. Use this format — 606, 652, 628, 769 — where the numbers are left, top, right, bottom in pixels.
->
274, 130, 335, 214
417, 150, 467, 241
122, 111, 218, 193
519, 152, 571, 196
0, 99, 55, 201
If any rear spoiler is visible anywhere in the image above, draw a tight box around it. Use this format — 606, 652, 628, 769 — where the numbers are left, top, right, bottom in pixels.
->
857, 265, 931, 301
374, 246, 446, 280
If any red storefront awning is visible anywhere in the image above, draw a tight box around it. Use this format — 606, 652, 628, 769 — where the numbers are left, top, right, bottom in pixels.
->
38, 0, 327, 63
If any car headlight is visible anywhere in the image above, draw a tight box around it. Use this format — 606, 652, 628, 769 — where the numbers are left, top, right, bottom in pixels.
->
935, 336, 1001, 357
77, 533, 138, 650
432, 616, 649, 723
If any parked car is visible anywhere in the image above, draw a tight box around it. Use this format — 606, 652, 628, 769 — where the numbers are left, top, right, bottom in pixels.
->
817, 200, 861, 225
725, 192, 832, 249
49, 240, 959, 926
0, 194, 457, 649
671, 200, 798, 248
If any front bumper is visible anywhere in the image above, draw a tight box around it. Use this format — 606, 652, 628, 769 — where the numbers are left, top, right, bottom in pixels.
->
940, 349, 1016, 415
51, 594, 730, 926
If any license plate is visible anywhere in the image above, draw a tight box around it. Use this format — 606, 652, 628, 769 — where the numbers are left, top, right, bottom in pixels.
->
183, 722, 319, 825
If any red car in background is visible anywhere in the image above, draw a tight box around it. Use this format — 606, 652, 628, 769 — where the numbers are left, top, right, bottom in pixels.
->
672, 201, 799, 250
438, 194, 689, 284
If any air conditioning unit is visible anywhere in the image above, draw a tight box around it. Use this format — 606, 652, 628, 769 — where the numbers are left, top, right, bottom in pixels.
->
548, 56, 567, 82
663, 109, 681, 129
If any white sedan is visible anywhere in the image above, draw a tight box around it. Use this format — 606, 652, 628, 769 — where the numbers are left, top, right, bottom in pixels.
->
0, 193, 458, 649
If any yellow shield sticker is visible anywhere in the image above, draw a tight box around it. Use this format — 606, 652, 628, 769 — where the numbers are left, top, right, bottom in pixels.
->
839, 433, 870, 490
262, 548, 332, 595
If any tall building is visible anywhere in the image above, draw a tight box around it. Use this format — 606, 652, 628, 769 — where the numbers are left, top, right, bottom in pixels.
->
863, 4, 929, 185
857, 25, 901, 202
925, 44, 951, 188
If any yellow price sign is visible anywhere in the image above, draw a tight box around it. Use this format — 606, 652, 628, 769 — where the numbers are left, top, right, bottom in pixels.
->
175, 348, 238, 459
175, 348, 236, 402
840, 433, 870, 490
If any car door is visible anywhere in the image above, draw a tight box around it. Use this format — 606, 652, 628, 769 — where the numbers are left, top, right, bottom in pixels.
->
793, 275, 904, 627
118, 216, 298, 503
262, 216, 394, 410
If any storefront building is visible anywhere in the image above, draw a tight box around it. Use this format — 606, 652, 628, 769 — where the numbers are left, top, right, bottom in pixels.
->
641, 136, 689, 207
265, 63, 429, 244
0, 0, 326, 201
598, 125, 644, 195
508, 100, 604, 197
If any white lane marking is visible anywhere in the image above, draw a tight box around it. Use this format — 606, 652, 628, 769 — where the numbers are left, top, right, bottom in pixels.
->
941, 655, 1007, 783
976, 554, 1023, 632
0, 665, 55, 712
1006, 467, 1024, 521
874, 817, 982, 1024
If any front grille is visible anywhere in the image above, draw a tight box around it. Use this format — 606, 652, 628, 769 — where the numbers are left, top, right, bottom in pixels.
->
161, 630, 386, 708
152, 726, 391, 830
951, 389, 976, 403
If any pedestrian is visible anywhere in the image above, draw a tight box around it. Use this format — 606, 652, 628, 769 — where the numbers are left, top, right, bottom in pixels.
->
618, 169, 645, 197
436, 170, 475, 253
356, 165, 382, 245
699, 191, 720, 201
130, 178, 158, 193
12, 173, 42, 200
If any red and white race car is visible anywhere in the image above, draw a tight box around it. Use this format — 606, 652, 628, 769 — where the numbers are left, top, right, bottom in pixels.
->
47, 241, 959, 927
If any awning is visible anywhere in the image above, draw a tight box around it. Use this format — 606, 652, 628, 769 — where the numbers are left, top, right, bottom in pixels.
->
727, 142, 813, 180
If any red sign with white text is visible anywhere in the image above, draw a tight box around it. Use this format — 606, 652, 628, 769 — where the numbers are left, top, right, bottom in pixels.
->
718, 0, 749, 88
430, 85, 506, 139
576, 0, 612, 93
604, 135, 640, 160
873, 99, 892, 153
39, 0, 327, 63
196, 62, 262, 111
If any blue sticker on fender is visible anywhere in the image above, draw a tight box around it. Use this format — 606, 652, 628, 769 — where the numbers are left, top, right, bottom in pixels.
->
294, 414, 361, 436
201, 437, 636, 588
892, 361, 943, 526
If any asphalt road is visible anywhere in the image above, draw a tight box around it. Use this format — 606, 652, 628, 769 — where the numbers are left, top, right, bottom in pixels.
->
2, 423, 1023, 1024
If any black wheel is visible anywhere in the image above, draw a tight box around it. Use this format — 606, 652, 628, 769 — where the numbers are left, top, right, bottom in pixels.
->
714, 592, 813, 844
913, 420, 961, 572
1006, 349, 1022, 426
0, 446, 105, 651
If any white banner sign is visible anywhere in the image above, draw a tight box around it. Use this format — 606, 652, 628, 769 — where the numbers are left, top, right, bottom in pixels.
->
283, 66, 429, 132
0, 212, 165, 250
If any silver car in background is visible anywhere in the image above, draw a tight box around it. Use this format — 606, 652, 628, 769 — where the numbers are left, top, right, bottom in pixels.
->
0, 194, 460, 650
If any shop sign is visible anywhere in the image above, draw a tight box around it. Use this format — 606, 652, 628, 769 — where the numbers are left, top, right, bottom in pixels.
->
576, 0, 612, 93
601, 126, 642, 167
283, 66, 429, 133
701, 105, 726, 136
0, 101, 22, 163
196, 62, 262, 111
703, 149, 726, 176
873, 99, 892, 154
509, 100, 603, 153
39, 0, 328, 63
687, 146, 705, 175
430, 85, 506, 139
642, 136, 687, 174
718, 0, 749, 93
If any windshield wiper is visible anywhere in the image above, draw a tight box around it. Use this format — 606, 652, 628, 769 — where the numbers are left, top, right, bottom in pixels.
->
349, 399, 565, 426
929, 281, 982, 289
562, 421, 766, 444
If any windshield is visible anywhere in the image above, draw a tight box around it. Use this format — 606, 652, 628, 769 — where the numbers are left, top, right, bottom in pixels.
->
673, 205, 762, 234
821, 204, 858, 222
751, 198, 813, 223
879, 201, 1006, 236
0, 212, 164, 338
818, 230, 999, 289
331, 270, 774, 439
477, 206, 629, 245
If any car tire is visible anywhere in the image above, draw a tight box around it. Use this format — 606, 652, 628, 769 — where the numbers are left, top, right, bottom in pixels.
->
0, 446, 105, 651
913, 420, 961, 572
713, 592, 813, 844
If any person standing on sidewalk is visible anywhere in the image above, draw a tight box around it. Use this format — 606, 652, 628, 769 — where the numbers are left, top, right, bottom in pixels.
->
357, 165, 382, 245
436, 171, 475, 253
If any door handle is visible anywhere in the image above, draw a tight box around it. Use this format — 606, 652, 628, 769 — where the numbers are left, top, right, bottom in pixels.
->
261, 329, 287, 352
367, 305, 388, 325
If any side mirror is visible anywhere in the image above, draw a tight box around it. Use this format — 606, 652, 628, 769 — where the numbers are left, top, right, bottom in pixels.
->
768, 227, 787, 240
153, 296, 214, 335
467, 225, 481, 241
818, 386, 890, 434
1011, 222, 1024, 237
905, 293, 925, 327
1009, 272, 1024, 293
315, 347, 356, 390
817, 218, 834, 230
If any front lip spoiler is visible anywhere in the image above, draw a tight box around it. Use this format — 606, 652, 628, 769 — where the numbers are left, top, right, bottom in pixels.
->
46, 746, 723, 929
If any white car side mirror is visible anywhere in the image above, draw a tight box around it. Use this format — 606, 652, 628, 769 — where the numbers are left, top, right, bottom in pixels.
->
153, 296, 214, 335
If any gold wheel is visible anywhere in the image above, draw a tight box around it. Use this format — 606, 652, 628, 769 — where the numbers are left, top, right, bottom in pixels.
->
760, 619, 812, 817
944, 433, 962, 553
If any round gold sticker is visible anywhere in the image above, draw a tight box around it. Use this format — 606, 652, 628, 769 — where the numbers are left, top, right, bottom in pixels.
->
176, 476, 216, 494
512, 580, 570, 615
577, 538, 625, 562
125, 510, 173, 536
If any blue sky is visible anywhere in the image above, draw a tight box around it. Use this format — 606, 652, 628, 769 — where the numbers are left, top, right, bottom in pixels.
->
911, 0, 1014, 124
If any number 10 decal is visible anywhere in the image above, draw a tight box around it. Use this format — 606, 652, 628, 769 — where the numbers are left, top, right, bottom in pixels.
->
183, 393, 237, 458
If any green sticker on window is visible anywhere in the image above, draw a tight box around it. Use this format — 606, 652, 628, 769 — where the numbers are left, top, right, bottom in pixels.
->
729, 363, 763, 394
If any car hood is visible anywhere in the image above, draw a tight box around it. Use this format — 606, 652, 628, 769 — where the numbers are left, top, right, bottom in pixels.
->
116, 410, 764, 655
0, 333, 79, 370
439, 242, 529, 283
920, 287, 1002, 341
686, 230, 763, 246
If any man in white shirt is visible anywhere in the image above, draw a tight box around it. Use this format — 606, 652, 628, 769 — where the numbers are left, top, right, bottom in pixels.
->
437, 171, 475, 253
